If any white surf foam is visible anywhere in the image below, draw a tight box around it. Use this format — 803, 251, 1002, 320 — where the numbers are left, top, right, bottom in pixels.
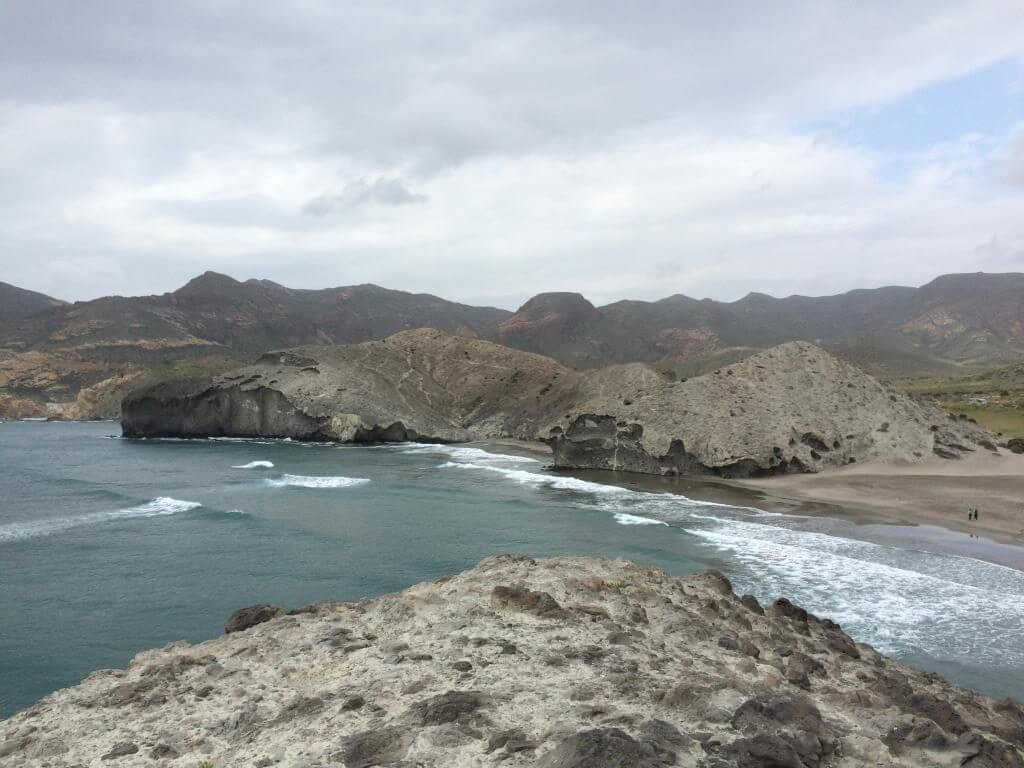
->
438, 460, 772, 520
0, 497, 202, 542
402, 443, 539, 464
232, 460, 274, 469
440, 461, 636, 495
690, 516, 1024, 664
613, 512, 668, 526
265, 474, 370, 489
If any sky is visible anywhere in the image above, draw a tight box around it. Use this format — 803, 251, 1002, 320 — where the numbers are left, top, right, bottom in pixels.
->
2, 2, 1023, 309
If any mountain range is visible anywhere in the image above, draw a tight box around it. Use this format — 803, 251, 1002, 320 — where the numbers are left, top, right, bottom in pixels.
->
1, 270, 1023, 419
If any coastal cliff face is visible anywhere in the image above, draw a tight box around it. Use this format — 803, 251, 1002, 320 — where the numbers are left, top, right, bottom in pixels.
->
122, 331, 579, 443
121, 330, 993, 476
2, 555, 1021, 766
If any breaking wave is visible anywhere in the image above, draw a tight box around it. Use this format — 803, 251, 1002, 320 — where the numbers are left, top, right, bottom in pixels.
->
440, 461, 636, 495
613, 512, 668, 526
401, 443, 539, 464
264, 474, 371, 489
232, 460, 274, 469
0, 498, 202, 542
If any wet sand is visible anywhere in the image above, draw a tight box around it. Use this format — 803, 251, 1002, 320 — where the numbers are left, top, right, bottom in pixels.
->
736, 452, 1024, 546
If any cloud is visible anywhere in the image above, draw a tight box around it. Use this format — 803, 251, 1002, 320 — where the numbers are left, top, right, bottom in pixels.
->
0, 2, 1022, 304
303, 177, 428, 216
1005, 126, 1024, 185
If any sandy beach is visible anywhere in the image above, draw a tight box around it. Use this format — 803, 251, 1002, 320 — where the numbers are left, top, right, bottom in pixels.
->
737, 451, 1024, 546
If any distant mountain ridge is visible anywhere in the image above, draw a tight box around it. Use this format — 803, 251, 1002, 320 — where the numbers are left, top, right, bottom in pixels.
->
1, 270, 1023, 419
495, 273, 1024, 372
6, 271, 509, 355
0, 281, 66, 326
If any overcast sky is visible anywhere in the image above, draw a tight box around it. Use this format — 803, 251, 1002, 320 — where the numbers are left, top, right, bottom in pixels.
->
2, 2, 1023, 308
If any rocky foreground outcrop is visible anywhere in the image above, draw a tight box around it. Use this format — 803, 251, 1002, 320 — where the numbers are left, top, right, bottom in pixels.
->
3, 556, 1021, 767
121, 329, 992, 477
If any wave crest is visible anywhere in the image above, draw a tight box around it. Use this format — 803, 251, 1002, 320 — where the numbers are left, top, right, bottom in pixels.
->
0, 497, 202, 542
265, 474, 370, 489
402, 443, 539, 464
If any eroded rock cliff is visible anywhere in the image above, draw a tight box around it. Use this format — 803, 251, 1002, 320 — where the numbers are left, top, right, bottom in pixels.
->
2, 556, 1020, 766
121, 330, 992, 476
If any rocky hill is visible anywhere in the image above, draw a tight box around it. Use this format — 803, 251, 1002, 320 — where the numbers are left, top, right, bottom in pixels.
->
2, 555, 1020, 766
121, 330, 992, 477
0, 273, 509, 420
0, 282, 65, 327
5, 271, 1024, 419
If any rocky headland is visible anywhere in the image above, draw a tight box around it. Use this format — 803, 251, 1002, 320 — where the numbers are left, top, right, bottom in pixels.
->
121, 329, 992, 478
2, 555, 1021, 767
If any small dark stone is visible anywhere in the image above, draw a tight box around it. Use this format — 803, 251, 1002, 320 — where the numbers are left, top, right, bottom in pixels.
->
740, 594, 764, 615
487, 728, 536, 754
101, 742, 139, 760
254, 758, 274, 768
639, 718, 692, 760
321, 627, 353, 648
224, 604, 283, 634
731, 694, 828, 736
739, 638, 761, 658
907, 692, 966, 735
341, 726, 414, 768
695, 570, 734, 596
452, 660, 473, 672
957, 733, 1024, 768
500, 643, 518, 655
538, 727, 668, 767
412, 690, 485, 725
714, 734, 807, 768
563, 645, 607, 664
491, 584, 568, 619
825, 629, 861, 659
195, 684, 214, 699
629, 605, 649, 624
149, 744, 178, 759
771, 598, 809, 623
787, 652, 825, 687
607, 631, 632, 645
275, 695, 324, 722
341, 695, 365, 711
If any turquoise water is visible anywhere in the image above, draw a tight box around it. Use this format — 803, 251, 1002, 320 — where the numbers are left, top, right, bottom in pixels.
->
1, 421, 1022, 717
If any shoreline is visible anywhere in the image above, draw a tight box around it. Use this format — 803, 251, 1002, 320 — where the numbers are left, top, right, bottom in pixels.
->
734, 451, 1024, 545
478, 438, 1024, 572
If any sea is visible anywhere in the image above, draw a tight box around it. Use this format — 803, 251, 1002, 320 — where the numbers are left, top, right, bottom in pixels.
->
2, 420, 1023, 718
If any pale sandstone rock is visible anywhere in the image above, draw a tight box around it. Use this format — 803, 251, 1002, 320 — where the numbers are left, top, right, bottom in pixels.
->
2, 555, 1021, 767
